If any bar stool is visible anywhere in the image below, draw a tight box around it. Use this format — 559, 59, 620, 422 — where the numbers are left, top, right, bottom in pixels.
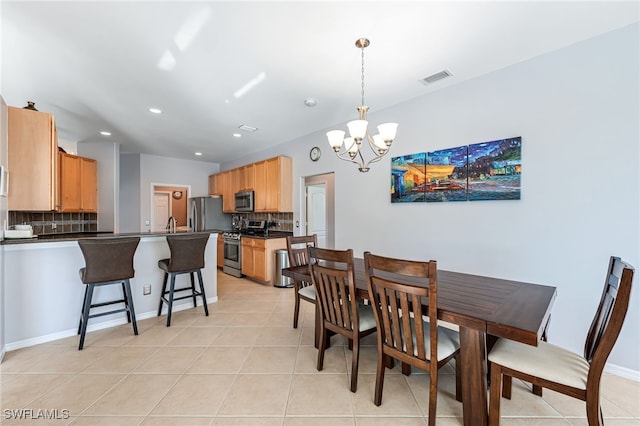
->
77, 237, 141, 350
157, 234, 210, 326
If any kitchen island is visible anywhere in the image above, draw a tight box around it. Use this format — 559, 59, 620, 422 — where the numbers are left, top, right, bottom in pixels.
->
3, 231, 220, 351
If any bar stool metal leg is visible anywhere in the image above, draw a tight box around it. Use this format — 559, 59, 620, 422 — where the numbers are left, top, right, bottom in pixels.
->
78, 284, 95, 350
197, 270, 209, 316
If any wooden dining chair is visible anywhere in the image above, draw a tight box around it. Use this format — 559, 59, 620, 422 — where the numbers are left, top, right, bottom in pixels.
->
363, 252, 461, 426
488, 256, 635, 426
308, 246, 377, 393
286, 234, 318, 329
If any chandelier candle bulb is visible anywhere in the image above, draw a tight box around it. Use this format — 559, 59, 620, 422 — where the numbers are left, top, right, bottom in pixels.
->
325, 37, 398, 172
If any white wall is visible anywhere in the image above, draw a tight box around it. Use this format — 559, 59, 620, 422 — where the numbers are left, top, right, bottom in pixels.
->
137, 154, 220, 232
223, 24, 640, 376
78, 141, 119, 232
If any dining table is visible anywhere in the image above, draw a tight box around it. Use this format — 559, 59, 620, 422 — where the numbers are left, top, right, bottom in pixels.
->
282, 258, 557, 426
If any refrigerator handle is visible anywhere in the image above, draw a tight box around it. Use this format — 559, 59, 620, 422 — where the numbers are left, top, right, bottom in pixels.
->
189, 201, 197, 231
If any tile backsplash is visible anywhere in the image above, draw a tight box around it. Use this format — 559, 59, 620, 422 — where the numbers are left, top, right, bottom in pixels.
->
9, 211, 98, 235
240, 212, 293, 232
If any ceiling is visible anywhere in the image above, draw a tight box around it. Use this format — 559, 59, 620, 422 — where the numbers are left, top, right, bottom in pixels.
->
2, 1, 638, 164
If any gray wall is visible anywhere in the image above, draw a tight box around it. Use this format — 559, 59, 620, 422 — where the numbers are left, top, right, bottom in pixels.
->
0, 96, 7, 361
120, 153, 220, 233
119, 153, 141, 233
77, 141, 119, 232
223, 24, 640, 375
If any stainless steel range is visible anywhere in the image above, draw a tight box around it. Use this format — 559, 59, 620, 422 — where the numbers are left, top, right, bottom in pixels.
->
222, 220, 268, 277
222, 231, 242, 277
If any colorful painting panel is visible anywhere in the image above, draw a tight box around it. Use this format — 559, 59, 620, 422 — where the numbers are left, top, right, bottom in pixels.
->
391, 153, 426, 203
425, 146, 468, 202
467, 137, 522, 201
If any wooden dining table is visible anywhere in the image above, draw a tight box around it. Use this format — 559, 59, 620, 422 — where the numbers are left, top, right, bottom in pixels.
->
282, 258, 557, 426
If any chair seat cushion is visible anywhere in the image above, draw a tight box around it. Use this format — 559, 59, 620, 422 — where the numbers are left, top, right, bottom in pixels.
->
410, 323, 460, 362
158, 258, 170, 272
357, 303, 377, 332
488, 338, 589, 391
298, 284, 316, 301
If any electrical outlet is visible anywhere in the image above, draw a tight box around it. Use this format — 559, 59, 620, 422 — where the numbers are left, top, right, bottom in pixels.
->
143, 285, 151, 295
51, 222, 57, 229
145, 220, 150, 226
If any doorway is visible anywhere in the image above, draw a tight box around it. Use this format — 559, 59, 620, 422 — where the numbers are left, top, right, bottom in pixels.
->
152, 184, 190, 232
303, 173, 335, 248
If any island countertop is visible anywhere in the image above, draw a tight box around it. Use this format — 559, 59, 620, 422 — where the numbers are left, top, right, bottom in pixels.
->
1, 229, 224, 245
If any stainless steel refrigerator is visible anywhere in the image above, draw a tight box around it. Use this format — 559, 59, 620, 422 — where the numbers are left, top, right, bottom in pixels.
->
188, 196, 232, 231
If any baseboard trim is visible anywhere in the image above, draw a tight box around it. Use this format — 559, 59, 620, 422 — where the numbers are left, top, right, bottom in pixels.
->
4, 296, 218, 352
605, 363, 640, 382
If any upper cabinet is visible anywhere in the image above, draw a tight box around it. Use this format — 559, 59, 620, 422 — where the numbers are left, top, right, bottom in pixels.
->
209, 156, 292, 213
58, 152, 97, 212
8, 107, 59, 211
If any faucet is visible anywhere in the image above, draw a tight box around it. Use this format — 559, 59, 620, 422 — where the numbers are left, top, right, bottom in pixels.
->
166, 216, 177, 233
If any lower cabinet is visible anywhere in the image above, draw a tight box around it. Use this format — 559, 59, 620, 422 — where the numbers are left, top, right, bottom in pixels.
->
241, 237, 286, 284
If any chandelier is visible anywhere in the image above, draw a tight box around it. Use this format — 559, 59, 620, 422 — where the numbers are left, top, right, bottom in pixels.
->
326, 38, 398, 172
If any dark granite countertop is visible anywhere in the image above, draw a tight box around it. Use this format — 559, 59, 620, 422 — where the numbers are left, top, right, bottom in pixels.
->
239, 231, 293, 240
2, 229, 225, 245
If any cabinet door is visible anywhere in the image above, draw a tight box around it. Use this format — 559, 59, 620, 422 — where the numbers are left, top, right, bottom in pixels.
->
230, 168, 242, 196
253, 239, 267, 282
241, 238, 255, 277
208, 174, 220, 196
58, 153, 81, 212
8, 107, 58, 211
220, 171, 234, 212
253, 161, 267, 211
264, 157, 280, 211
80, 157, 97, 212
243, 164, 255, 191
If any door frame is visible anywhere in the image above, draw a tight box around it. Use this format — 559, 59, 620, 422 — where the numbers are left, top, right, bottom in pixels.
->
150, 182, 191, 232
302, 172, 335, 249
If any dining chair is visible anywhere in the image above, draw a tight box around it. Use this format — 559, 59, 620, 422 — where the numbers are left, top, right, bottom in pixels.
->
363, 252, 461, 425
77, 237, 141, 350
157, 234, 210, 326
286, 234, 318, 329
488, 256, 635, 426
308, 246, 377, 393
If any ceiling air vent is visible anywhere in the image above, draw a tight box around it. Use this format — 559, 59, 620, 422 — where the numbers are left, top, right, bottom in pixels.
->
238, 124, 258, 132
420, 70, 453, 86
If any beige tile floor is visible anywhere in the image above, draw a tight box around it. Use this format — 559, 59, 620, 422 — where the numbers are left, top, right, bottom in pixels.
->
1, 271, 638, 425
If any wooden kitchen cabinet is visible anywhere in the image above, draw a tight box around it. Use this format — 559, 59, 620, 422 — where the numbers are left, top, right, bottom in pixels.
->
80, 157, 98, 212
208, 174, 221, 196
210, 155, 292, 213
242, 164, 255, 190
241, 237, 286, 284
58, 153, 97, 212
8, 106, 59, 211
255, 156, 292, 212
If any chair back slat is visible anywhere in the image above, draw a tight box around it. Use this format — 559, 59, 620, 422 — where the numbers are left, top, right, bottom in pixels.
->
78, 237, 141, 284
365, 252, 437, 365
308, 247, 358, 333
286, 235, 318, 267
584, 256, 634, 367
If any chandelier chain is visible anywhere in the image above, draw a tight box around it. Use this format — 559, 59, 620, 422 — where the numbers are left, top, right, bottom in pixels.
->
361, 46, 365, 107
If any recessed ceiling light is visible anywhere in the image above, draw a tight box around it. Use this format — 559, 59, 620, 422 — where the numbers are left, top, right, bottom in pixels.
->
304, 98, 317, 107
233, 133, 242, 138
149, 107, 162, 114
100, 131, 111, 136
194, 152, 203, 156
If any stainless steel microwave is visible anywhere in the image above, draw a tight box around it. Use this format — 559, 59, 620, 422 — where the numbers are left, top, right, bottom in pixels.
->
234, 190, 254, 212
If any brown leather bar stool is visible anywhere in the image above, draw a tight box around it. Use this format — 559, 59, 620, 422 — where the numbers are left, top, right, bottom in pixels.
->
77, 237, 141, 350
157, 234, 210, 326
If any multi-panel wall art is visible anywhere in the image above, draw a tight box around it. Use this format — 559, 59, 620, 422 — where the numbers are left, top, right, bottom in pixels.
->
391, 136, 521, 203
